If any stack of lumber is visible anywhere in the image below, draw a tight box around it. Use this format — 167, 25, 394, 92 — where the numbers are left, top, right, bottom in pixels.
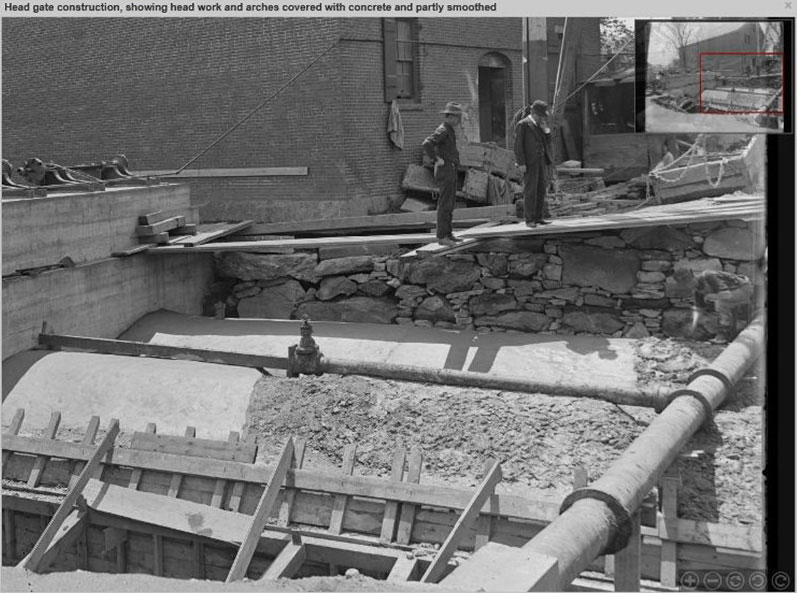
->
136, 211, 196, 245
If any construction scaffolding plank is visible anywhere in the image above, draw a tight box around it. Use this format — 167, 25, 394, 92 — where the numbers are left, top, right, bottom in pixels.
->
130, 431, 257, 463
167, 221, 254, 246
260, 541, 306, 580
420, 460, 503, 583
226, 438, 295, 582
21, 419, 119, 572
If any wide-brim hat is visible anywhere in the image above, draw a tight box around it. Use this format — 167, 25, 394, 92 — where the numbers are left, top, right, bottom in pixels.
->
531, 100, 549, 116
440, 102, 465, 117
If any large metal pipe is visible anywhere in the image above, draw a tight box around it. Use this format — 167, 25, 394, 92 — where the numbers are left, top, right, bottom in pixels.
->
493, 314, 765, 590
321, 356, 671, 409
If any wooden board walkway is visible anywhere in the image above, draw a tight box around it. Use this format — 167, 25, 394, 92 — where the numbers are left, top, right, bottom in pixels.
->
147, 196, 764, 255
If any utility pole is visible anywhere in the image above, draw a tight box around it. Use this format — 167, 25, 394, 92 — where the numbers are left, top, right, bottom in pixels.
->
522, 18, 549, 106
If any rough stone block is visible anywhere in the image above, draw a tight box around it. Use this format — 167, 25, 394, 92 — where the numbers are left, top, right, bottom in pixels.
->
560, 245, 640, 294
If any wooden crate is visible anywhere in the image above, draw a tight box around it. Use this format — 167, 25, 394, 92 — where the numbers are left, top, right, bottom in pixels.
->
462, 170, 490, 204
401, 164, 437, 194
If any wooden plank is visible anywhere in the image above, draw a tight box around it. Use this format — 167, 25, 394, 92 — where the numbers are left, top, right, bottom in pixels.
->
138, 211, 169, 225
659, 517, 762, 553
226, 438, 295, 583
328, 444, 357, 535
103, 526, 128, 553
38, 333, 288, 371
170, 224, 198, 236
128, 423, 156, 491
111, 244, 153, 257
388, 555, 419, 582
133, 167, 308, 178
2, 435, 562, 525
138, 232, 170, 245
421, 460, 503, 583
573, 466, 589, 489
69, 416, 100, 489
166, 427, 196, 498
396, 448, 423, 545
3, 509, 17, 562
27, 411, 61, 488
243, 205, 516, 236
130, 432, 257, 463
260, 541, 306, 580
136, 216, 185, 237
211, 431, 241, 508
614, 510, 641, 591
380, 448, 406, 543
2, 408, 25, 467
166, 221, 254, 247
659, 476, 678, 587
278, 439, 306, 525
21, 419, 119, 572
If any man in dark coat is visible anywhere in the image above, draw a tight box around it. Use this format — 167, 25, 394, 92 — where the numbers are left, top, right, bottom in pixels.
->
513, 100, 554, 227
423, 102, 464, 246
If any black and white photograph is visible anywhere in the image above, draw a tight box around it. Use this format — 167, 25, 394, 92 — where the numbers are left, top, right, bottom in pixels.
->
0, 12, 782, 593
642, 19, 787, 133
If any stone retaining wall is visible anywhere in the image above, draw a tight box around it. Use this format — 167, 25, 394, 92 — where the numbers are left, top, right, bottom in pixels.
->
216, 219, 766, 340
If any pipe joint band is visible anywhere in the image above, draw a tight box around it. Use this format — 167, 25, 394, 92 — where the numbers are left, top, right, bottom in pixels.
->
686, 367, 733, 391
668, 388, 714, 421
560, 488, 632, 554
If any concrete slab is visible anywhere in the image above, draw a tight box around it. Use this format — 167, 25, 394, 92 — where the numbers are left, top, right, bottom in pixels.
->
120, 310, 641, 393
2, 351, 259, 440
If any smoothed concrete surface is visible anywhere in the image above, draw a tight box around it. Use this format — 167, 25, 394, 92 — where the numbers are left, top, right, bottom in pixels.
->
120, 310, 641, 392
2, 351, 259, 439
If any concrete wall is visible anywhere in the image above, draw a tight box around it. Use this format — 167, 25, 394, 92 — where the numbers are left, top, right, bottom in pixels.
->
2, 253, 214, 360
2, 183, 194, 276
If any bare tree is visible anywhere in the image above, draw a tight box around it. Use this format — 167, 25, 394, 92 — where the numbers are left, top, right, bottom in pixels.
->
659, 22, 697, 73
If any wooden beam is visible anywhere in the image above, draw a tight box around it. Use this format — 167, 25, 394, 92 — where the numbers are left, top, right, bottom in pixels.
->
396, 448, 423, 545
659, 476, 678, 587
133, 167, 308, 178
38, 333, 288, 371
387, 555, 419, 582
166, 427, 196, 497
166, 221, 254, 247
259, 541, 306, 580
131, 431, 257, 463
21, 419, 119, 572
278, 439, 306, 525
136, 216, 185, 237
3, 434, 561, 524
3, 509, 17, 562
226, 438, 295, 583
380, 448, 406, 543
127, 423, 156, 490
328, 444, 357, 535
27, 412, 61, 488
613, 510, 641, 592
420, 460, 503, 583
2, 408, 25, 467
242, 205, 516, 236
211, 431, 241, 508
69, 416, 100, 489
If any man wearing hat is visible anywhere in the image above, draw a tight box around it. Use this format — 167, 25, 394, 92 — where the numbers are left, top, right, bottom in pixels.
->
514, 100, 554, 227
423, 102, 465, 246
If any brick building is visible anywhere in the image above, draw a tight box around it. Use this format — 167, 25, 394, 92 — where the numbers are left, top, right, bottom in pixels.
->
2, 17, 600, 222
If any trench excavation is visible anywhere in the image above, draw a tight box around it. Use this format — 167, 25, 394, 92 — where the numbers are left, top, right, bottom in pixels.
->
2, 315, 765, 591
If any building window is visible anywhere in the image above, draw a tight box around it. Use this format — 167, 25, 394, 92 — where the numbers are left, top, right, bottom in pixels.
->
383, 18, 418, 102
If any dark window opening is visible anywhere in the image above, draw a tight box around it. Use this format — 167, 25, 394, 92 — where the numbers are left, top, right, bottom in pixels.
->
478, 66, 507, 146
586, 83, 636, 135
383, 18, 419, 102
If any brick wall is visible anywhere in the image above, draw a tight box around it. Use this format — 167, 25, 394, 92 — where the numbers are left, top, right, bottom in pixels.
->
3, 18, 572, 223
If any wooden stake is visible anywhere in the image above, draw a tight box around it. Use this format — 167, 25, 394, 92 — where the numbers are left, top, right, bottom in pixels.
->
27, 412, 61, 488
277, 439, 306, 525
659, 475, 679, 587
2, 408, 25, 467
421, 460, 503, 583
614, 510, 641, 592
167, 426, 196, 498
395, 448, 423, 545
226, 437, 295, 583
127, 423, 156, 490
328, 444, 357, 535
22, 418, 119, 572
380, 448, 406, 543
211, 431, 240, 508
70, 416, 100, 489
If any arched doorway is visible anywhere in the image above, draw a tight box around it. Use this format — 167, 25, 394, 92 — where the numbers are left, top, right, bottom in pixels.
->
478, 52, 512, 147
